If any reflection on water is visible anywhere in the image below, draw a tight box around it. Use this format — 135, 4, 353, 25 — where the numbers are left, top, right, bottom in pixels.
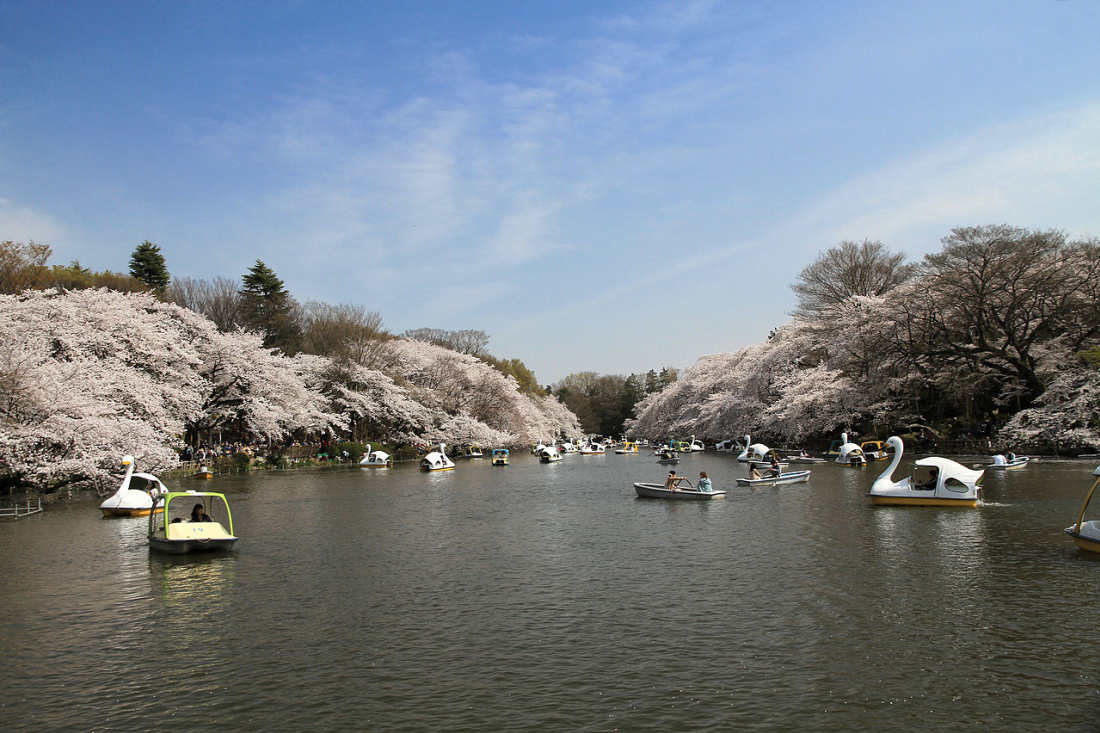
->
150, 554, 236, 609
4, 456, 1100, 731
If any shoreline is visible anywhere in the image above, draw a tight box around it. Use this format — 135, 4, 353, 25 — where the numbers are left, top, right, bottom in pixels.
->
5, 450, 1099, 507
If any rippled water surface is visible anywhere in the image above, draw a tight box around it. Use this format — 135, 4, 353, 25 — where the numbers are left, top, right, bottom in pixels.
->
4, 452, 1100, 731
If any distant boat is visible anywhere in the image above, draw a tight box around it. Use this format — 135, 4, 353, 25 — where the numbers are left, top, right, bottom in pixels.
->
736, 470, 811, 487
100, 455, 167, 517
860, 440, 891, 461
737, 435, 773, 463
540, 445, 563, 463
420, 443, 456, 472
360, 444, 393, 468
785, 452, 825, 464
491, 449, 509, 466
835, 433, 867, 466
987, 454, 1029, 470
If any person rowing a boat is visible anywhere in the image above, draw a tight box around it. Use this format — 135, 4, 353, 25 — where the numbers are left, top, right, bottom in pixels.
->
666, 470, 687, 491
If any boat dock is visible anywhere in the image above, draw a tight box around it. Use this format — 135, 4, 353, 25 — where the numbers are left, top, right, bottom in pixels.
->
0, 498, 43, 518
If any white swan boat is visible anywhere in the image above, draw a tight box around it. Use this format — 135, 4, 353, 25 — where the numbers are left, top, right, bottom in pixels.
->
633, 482, 726, 500
736, 470, 811, 487
835, 433, 867, 466
148, 490, 237, 554
559, 441, 579, 453
359, 444, 392, 468
540, 445, 563, 463
868, 436, 984, 507
420, 443, 456, 472
100, 455, 168, 517
1065, 466, 1100, 553
988, 454, 1030, 470
737, 435, 773, 463
579, 441, 605, 455
715, 439, 737, 453
687, 436, 705, 452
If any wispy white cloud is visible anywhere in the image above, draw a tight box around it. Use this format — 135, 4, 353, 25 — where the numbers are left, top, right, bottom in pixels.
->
0, 197, 66, 245
796, 99, 1100, 253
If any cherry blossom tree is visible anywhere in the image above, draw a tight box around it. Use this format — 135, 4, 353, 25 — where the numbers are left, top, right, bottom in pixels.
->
998, 366, 1100, 451
0, 288, 347, 491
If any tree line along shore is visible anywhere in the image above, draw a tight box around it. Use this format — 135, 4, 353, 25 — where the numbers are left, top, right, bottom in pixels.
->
2, 223, 1098, 496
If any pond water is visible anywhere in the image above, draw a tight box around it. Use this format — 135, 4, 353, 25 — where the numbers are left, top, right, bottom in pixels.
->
3, 450, 1100, 731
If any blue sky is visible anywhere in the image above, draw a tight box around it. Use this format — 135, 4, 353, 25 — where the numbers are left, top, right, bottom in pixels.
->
2, 1, 1098, 384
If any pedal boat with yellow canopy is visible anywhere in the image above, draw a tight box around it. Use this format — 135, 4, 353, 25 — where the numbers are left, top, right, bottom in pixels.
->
148, 491, 237, 554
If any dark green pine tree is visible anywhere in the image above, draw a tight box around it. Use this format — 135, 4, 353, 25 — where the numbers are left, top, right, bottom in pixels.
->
129, 240, 171, 292
239, 260, 300, 353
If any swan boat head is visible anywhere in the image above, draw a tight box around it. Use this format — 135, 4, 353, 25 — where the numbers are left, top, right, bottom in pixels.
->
1066, 466, 1100, 552
871, 436, 908, 492
737, 435, 752, 461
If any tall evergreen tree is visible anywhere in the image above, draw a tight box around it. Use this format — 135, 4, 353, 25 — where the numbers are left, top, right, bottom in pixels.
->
128, 240, 170, 292
239, 260, 300, 353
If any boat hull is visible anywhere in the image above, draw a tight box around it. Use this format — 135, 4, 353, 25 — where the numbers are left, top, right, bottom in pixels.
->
633, 483, 725, 500
149, 536, 238, 554
869, 494, 978, 507
987, 458, 1029, 470
1066, 528, 1100, 553
102, 507, 161, 518
736, 471, 811, 486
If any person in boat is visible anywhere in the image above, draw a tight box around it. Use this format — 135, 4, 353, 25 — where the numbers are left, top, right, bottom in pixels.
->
697, 471, 712, 493
919, 468, 939, 490
1007, 452, 1016, 462
993, 454, 1007, 466
666, 470, 686, 490
769, 455, 781, 477
191, 503, 213, 522
749, 463, 762, 480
